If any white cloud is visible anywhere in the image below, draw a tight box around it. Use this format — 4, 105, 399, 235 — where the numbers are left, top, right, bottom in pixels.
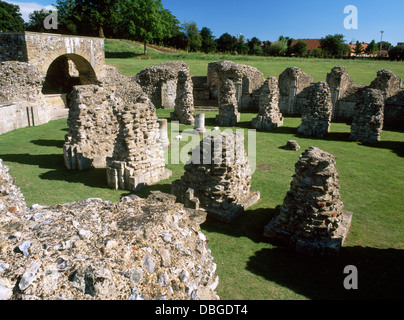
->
4, 1, 57, 21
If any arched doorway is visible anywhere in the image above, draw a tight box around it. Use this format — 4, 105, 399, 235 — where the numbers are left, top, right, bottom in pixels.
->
42, 54, 98, 95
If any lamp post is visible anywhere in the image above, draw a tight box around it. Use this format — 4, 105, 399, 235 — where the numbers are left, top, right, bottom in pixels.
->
379, 31, 384, 55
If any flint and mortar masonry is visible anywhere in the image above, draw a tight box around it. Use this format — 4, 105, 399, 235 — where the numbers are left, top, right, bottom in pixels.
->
264, 147, 353, 256
172, 132, 260, 222
298, 82, 333, 137
252, 77, 284, 130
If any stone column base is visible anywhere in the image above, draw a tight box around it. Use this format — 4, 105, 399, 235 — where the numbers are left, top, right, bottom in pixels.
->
264, 211, 353, 257
106, 159, 172, 192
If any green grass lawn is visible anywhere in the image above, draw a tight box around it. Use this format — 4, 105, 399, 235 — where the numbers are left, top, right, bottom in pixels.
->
105, 39, 404, 85
1, 110, 403, 300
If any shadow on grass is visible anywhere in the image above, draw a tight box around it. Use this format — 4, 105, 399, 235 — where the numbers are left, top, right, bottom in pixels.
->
30, 139, 65, 148
246, 246, 404, 300
0, 153, 63, 170
359, 140, 404, 158
202, 206, 279, 244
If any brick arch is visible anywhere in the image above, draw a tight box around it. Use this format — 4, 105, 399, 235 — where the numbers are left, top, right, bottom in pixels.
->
42, 53, 98, 95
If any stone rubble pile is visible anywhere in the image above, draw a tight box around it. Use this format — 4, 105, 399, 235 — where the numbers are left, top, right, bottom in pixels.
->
264, 147, 352, 256
252, 77, 284, 130
0, 177, 219, 300
350, 88, 385, 144
298, 82, 333, 137
0, 159, 26, 215
172, 132, 260, 223
215, 80, 240, 127
106, 102, 172, 192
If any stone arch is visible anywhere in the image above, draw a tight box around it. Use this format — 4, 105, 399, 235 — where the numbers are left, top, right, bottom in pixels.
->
42, 54, 98, 95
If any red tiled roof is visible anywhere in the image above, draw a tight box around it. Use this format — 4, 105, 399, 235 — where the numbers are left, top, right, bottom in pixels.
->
291, 39, 321, 51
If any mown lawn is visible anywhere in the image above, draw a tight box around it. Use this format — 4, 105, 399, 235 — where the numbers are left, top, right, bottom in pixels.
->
0, 110, 403, 300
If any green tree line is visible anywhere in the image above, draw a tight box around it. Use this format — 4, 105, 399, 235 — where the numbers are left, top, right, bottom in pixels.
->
1, 0, 403, 59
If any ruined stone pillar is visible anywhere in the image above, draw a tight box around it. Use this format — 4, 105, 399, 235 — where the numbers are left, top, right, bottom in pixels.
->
106, 103, 172, 192
172, 132, 260, 223
252, 77, 284, 131
170, 70, 195, 125
278, 67, 313, 115
350, 88, 384, 144
193, 113, 206, 135
264, 147, 353, 256
215, 80, 240, 127
157, 119, 170, 149
297, 82, 333, 137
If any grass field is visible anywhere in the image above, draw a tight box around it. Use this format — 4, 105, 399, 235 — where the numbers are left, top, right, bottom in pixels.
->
105, 39, 404, 85
1, 108, 403, 300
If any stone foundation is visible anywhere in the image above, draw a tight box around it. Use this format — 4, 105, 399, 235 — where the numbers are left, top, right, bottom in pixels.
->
172, 132, 260, 223
264, 147, 352, 256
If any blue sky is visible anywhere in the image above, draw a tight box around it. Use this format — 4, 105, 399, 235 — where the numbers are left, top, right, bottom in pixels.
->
6, 0, 404, 45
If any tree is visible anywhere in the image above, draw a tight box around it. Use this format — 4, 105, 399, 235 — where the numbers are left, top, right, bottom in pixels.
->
0, 0, 25, 32
119, 0, 175, 54
289, 40, 308, 57
216, 33, 237, 54
389, 46, 404, 61
56, 0, 119, 37
354, 41, 363, 56
248, 37, 263, 56
235, 35, 249, 55
320, 34, 347, 58
200, 27, 216, 54
268, 38, 288, 56
182, 21, 201, 52
366, 40, 378, 56
377, 41, 392, 51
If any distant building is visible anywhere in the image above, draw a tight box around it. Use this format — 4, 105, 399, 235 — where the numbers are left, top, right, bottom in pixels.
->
290, 39, 321, 56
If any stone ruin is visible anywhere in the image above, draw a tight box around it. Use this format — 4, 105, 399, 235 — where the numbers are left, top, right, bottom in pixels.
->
297, 82, 333, 137
63, 85, 121, 170
278, 67, 313, 115
171, 132, 260, 223
264, 147, 353, 256
0, 61, 50, 134
106, 102, 172, 192
252, 76, 284, 130
0, 159, 26, 215
350, 88, 385, 144
136, 61, 195, 125
369, 69, 402, 99
0, 159, 219, 300
207, 60, 265, 111
215, 79, 241, 127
